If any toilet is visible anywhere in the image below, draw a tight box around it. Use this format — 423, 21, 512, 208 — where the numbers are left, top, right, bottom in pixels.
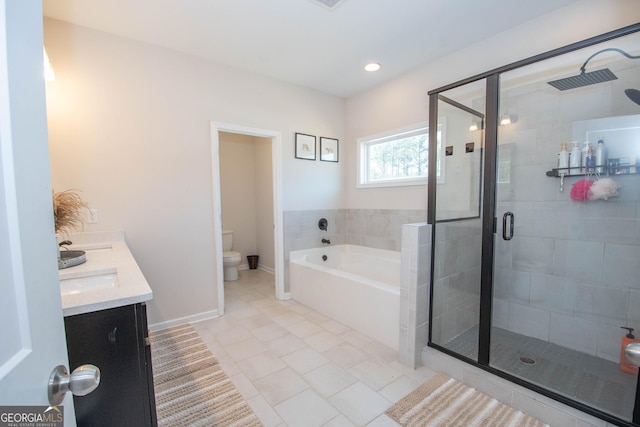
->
222, 229, 241, 281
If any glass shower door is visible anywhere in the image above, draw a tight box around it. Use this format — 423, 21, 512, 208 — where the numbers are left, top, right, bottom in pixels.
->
430, 79, 486, 362
427, 24, 640, 425
490, 31, 640, 422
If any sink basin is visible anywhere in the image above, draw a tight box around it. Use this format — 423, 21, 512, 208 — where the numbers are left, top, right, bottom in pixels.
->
60, 271, 118, 296
76, 243, 113, 254
58, 250, 87, 269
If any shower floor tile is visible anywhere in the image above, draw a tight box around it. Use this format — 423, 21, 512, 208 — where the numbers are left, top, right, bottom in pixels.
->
444, 325, 637, 421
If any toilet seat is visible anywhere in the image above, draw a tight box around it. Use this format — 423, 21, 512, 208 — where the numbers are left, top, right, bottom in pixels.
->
223, 251, 242, 262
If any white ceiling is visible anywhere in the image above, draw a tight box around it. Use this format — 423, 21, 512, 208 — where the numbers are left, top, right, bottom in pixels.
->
42, 0, 580, 98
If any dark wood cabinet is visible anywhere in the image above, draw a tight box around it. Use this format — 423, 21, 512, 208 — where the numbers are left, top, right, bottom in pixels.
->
64, 303, 157, 427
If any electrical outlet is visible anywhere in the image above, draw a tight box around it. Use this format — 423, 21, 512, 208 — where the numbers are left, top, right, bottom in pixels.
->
87, 208, 98, 224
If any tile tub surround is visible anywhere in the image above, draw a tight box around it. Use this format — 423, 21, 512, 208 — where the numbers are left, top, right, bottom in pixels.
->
346, 209, 427, 252
283, 209, 347, 295
399, 223, 431, 368
283, 209, 426, 293
58, 230, 153, 316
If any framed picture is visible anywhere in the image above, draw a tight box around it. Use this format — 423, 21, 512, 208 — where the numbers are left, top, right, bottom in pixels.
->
295, 133, 316, 160
320, 137, 339, 162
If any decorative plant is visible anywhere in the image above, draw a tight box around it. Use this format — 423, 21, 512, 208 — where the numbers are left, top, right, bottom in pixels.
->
52, 190, 88, 235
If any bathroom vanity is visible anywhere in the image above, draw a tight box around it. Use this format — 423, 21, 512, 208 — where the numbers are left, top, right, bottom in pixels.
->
59, 231, 156, 427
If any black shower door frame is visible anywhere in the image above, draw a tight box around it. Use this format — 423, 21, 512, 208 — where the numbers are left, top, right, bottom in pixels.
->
427, 23, 640, 427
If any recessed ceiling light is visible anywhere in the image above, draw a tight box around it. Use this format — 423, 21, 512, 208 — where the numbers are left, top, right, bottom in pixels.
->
364, 62, 381, 72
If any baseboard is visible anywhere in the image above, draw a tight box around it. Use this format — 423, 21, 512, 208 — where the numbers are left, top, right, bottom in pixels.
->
283, 292, 291, 300
238, 264, 274, 274
258, 265, 275, 275
148, 309, 220, 332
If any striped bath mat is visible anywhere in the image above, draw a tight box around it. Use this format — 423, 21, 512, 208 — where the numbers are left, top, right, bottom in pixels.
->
385, 373, 550, 427
150, 324, 263, 426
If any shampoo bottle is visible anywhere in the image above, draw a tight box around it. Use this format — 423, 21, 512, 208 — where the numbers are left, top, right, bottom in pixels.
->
595, 138, 606, 174
558, 142, 569, 175
582, 141, 591, 173
585, 144, 595, 173
620, 327, 639, 374
569, 141, 581, 175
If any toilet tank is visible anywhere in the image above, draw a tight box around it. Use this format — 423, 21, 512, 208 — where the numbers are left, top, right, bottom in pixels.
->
222, 229, 233, 251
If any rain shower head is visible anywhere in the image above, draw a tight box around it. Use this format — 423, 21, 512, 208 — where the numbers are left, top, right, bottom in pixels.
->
547, 47, 640, 91
547, 69, 617, 91
626, 89, 640, 106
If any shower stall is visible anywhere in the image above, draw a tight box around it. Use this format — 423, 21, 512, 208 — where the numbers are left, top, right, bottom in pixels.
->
427, 24, 640, 426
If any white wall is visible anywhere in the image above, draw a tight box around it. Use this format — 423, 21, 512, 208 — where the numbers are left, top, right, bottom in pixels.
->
344, 0, 640, 211
45, 18, 345, 325
255, 137, 275, 270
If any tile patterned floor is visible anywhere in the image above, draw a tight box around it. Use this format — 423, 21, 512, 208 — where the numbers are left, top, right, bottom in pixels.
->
190, 269, 436, 427
445, 325, 637, 421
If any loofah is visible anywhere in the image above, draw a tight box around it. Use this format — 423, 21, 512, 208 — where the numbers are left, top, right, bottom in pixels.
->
588, 178, 619, 201
570, 178, 593, 202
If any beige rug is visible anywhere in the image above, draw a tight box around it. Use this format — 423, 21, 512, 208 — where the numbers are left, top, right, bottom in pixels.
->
385, 373, 550, 427
151, 324, 263, 427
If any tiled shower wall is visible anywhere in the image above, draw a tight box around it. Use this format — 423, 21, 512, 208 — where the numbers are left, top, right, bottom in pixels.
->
493, 85, 640, 362
283, 208, 426, 293
431, 219, 482, 345
494, 176, 640, 363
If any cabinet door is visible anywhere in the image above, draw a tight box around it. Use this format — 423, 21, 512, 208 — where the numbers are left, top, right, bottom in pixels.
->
64, 304, 150, 427
136, 303, 158, 427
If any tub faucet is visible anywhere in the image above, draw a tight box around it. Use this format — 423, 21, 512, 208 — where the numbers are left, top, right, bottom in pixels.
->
322, 238, 331, 244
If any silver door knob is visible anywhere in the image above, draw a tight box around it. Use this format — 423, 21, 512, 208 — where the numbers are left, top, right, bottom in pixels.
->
625, 342, 640, 366
48, 364, 100, 405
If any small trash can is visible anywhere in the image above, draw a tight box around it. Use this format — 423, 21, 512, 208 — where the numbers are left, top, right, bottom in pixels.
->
247, 255, 259, 269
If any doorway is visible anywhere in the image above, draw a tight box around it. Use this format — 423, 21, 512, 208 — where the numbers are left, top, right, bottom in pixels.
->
210, 122, 284, 315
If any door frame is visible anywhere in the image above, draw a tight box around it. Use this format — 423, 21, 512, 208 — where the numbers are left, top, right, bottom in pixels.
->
210, 122, 285, 315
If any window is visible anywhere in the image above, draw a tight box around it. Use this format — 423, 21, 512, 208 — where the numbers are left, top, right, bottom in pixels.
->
358, 123, 442, 188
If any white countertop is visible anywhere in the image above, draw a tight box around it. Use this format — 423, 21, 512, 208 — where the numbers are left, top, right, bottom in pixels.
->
58, 231, 153, 317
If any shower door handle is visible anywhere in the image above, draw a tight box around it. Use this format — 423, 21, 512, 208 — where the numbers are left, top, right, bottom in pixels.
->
502, 212, 514, 241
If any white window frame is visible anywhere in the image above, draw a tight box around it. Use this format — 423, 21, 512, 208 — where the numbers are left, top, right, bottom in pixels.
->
357, 122, 444, 189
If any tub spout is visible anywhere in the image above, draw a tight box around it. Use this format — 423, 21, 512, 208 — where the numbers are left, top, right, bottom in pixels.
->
322, 238, 331, 244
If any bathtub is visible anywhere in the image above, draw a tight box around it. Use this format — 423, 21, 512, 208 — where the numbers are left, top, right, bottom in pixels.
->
289, 245, 400, 350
